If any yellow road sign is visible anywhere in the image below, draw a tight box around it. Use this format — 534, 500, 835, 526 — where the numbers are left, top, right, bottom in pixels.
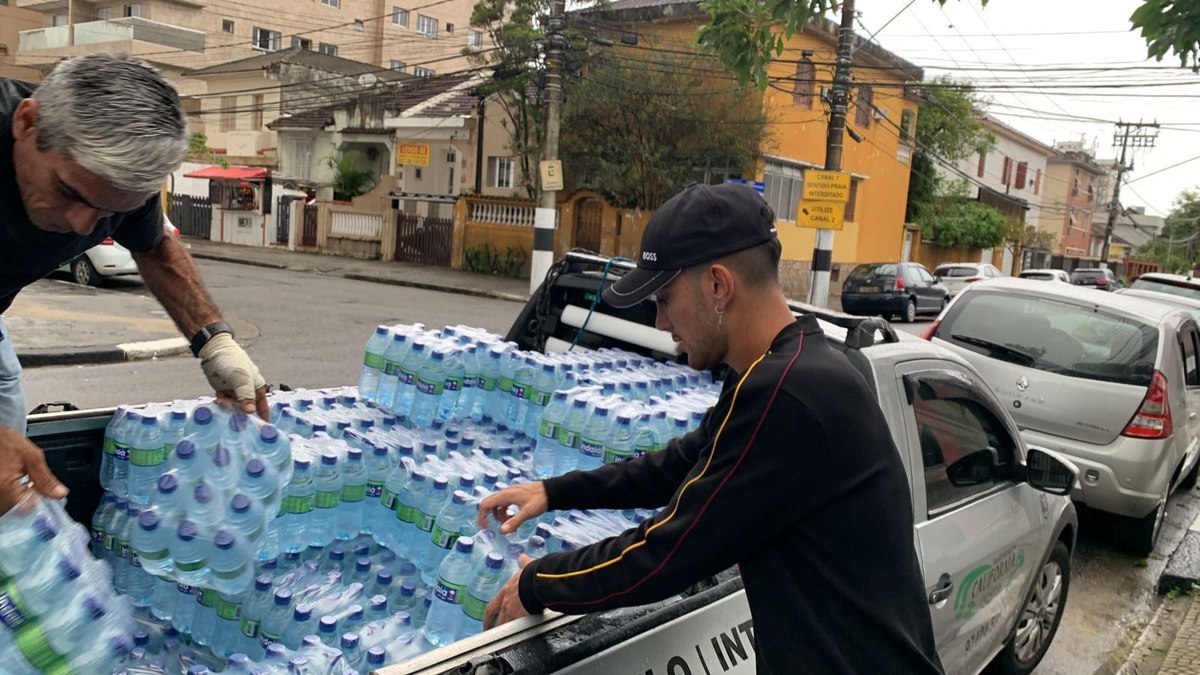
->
396, 144, 430, 166
802, 170, 851, 202
796, 199, 845, 230
540, 160, 564, 191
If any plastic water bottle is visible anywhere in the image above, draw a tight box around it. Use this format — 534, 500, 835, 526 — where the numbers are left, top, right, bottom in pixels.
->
603, 413, 636, 465
461, 551, 506, 637
109, 498, 132, 592
338, 448, 367, 540
259, 589, 294, 649
186, 405, 222, 453
91, 492, 117, 558
413, 476, 450, 581
172, 440, 205, 485
100, 406, 129, 492
366, 646, 387, 672
424, 490, 477, 574
316, 615, 340, 647
505, 356, 536, 431
171, 582, 198, 637
239, 458, 279, 507
533, 390, 568, 478
436, 346, 466, 423
311, 453, 343, 547
525, 361, 558, 438
239, 575, 275, 657
281, 459, 315, 554
396, 339, 427, 416
210, 529, 252, 594
556, 396, 590, 474
192, 587, 219, 647
228, 492, 268, 543
132, 508, 172, 576
423, 536, 475, 646
283, 603, 317, 648
412, 347, 447, 428
128, 413, 165, 504
112, 412, 135, 497
472, 346, 501, 421
341, 632, 365, 672
210, 593, 244, 658
363, 444, 393, 538
255, 425, 293, 476
376, 332, 410, 411
188, 481, 222, 531
576, 404, 610, 472
163, 408, 189, 457
455, 344, 481, 419
358, 326, 391, 403
125, 512, 158, 607
392, 470, 428, 559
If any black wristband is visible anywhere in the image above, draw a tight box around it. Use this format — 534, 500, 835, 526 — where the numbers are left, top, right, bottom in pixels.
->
190, 321, 234, 358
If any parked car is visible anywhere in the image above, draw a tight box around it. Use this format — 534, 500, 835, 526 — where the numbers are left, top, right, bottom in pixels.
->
934, 262, 1004, 296
1128, 272, 1200, 302
1069, 267, 1120, 291
841, 262, 950, 323
59, 216, 180, 286
924, 278, 1200, 554
1018, 268, 1071, 283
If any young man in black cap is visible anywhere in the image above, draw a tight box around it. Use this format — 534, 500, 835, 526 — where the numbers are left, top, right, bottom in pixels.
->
478, 183, 944, 674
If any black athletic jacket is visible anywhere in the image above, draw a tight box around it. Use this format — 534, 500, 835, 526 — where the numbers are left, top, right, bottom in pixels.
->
518, 316, 944, 674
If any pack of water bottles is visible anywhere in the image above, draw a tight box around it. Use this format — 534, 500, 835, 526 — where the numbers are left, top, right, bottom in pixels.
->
0, 492, 134, 674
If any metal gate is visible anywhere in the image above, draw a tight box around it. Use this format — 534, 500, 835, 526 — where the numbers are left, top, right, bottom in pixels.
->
167, 193, 212, 239
302, 204, 318, 247
573, 198, 603, 253
276, 197, 291, 244
394, 212, 453, 266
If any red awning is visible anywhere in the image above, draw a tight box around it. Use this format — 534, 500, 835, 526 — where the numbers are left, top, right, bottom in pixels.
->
183, 165, 270, 180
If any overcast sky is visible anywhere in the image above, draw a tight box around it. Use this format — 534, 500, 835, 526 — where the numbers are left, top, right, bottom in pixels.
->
851, 0, 1199, 217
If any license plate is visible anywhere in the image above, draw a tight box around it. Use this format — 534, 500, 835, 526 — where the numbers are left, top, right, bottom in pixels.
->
857, 286, 880, 293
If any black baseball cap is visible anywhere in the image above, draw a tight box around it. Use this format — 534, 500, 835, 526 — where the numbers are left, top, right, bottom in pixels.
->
602, 183, 778, 309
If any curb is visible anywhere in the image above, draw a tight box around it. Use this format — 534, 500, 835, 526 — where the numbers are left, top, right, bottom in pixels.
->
21, 337, 192, 368
341, 273, 528, 303
188, 251, 290, 270
1160, 521, 1200, 595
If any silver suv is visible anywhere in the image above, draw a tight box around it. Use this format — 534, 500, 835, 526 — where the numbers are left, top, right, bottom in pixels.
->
927, 278, 1200, 554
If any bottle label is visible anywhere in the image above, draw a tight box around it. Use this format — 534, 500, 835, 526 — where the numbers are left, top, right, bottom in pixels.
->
136, 546, 170, 562
530, 390, 551, 407
415, 509, 436, 532
130, 445, 166, 467
90, 528, 103, 545
481, 376, 497, 393
13, 619, 66, 673
557, 428, 578, 449
115, 538, 130, 560
0, 582, 32, 632
603, 447, 635, 464
175, 558, 207, 573
197, 588, 218, 608
212, 564, 248, 581
498, 376, 514, 394
102, 531, 117, 552
462, 591, 490, 621
176, 583, 194, 595
635, 443, 656, 458
240, 617, 260, 639
341, 483, 366, 503
433, 577, 466, 605
103, 436, 116, 457
260, 631, 281, 649
383, 359, 402, 376
381, 487, 398, 510
217, 598, 242, 621
395, 501, 417, 525
416, 377, 444, 396
539, 420, 558, 440
283, 494, 315, 515
164, 442, 177, 457
113, 443, 131, 462
444, 376, 463, 392
430, 524, 458, 550
316, 490, 341, 509
464, 375, 482, 389
130, 553, 143, 569
399, 368, 417, 386
579, 438, 604, 459
510, 384, 527, 401
367, 481, 385, 500
365, 353, 385, 369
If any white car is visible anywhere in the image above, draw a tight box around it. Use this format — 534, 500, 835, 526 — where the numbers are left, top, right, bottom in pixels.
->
61, 217, 180, 286
934, 262, 1004, 297
1018, 269, 1071, 283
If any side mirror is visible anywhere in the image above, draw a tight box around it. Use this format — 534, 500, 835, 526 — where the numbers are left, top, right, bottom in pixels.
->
1025, 448, 1076, 496
946, 447, 1000, 487
934, 276, 943, 284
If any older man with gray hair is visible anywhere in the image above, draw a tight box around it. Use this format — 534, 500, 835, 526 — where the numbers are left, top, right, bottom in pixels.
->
0, 53, 268, 512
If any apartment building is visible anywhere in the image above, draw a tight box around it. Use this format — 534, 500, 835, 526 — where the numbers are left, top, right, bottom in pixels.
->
1036, 140, 1106, 266
12, 0, 486, 95
0, 2, 44, 81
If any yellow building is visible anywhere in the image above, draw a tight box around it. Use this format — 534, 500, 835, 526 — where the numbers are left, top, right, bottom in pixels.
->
0, 3, 44, 82
586, 0, 923, 293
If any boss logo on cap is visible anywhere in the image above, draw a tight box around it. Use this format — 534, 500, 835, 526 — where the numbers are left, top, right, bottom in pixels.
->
642, 252, 658, 262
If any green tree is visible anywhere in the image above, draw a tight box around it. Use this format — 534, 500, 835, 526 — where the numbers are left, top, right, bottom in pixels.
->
560, 52, 768, 209
187, 131, 229, 169
1138, 189, 1200, 273
918, 179, 1009, 249
1131, 0, 1200, 72
325, 151, 376, 201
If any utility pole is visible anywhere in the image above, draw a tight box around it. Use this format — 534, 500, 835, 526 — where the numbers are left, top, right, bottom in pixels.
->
1100, 120, 1158, 267
808, 0, 855, 308
531, 0, 566, 294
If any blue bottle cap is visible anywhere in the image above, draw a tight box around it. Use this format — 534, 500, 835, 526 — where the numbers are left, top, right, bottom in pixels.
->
451, 490, 469, 505
312, 423, 327, 434
367, 647, 386, 665
228, 654, 251, 667
355, 557, 372, 573
455, 536, 475, 554
133, 630, 149, 646
174, 440, 196, 459
230, 493, 251, 513
288, 656, 308, 669
172, 409, 188, 421
375, 570, 392, 586
319, 615, 337, 633
348, 604, 364, 621
245, 458, 266, 478
370, 594, 387, 610
141, 414, 156, 426
187, 666, 210, 675
433, 476, 449, 490
212, 445, 232, 469
214, 530, 235, 550
375, 326, 388, 335
260, 425, 279, 443
329, 545, 346, 561
193, 406, 213, 426
294, 458, 310, 470
485, 552, 505, 569
177, 520, 199, 540
127, 503, 142, 517
399, 579, 416, 597
354, 542, 371, 557
507, 543, 525, 558
410, 471, 426, 483
138, 510, 160, 530
293, 604, 312, 620
393, 610, 412, 626
83, 596, 106, 619
458, 474, 475, 489
265, 643, 288, 658
229, 413, 249, 433
347, 448, 363, 461
372, 443, 389, 456
321, 453, 338, 466
274, 589, 292, 606
340, 633, 359, 649
194, 483, 214, 504
255, 575, 273, 591
56, 558, 80, 581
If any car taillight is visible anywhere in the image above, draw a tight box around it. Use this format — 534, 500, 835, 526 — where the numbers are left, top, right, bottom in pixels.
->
1122, 370, 1172, 439
1096, 278, 1109, 285
964, 277, 984, 283
920, 319, 941, 341
893, 277, 906, 291
99, 237, 115, 245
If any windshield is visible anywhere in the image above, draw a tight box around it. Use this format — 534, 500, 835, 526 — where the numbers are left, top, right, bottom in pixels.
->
849, 264, 897, 280
1130, 277, 1200, 301
1072, 270, 1107, 281
936, 292, 1158, 386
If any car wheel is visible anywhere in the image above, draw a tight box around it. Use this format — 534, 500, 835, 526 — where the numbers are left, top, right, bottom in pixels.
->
1181, 456, 1200, 490
1118, 481, 1170, 556
993, 541, 1070, 675
71, 257, 101, 287
902, 298, 917, 323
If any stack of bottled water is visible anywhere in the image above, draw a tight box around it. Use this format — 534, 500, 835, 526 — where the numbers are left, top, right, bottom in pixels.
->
0, 492, 134, 674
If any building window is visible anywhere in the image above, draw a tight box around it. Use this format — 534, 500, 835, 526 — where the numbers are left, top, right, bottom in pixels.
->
413, 66, 435, 77
98, 7, 114, 20
0, 44, 7, 56
977, 152, 986, 178
253, 27, 281, 52
763, 160, 804, 222
221, 19, 234, 33
445, 23, 454, 34
1034, 169, 1041, 195
220, 96, 236, 132
1001, 156, 1012, 186
321, 0, 339, 6
844, 178, 859, 222
417, 14, 437, 38
854, 85, 872, 128
252, 94, 264, 130
392, 7, 408, 26
489, 156, 514, 189
792, 57, 815, 108
52, 14, 67, 26
390, 60, 407, 72
900, 109, 915, 143
123, 3, 141, 17
319, 43, 337, 56
1072, 175, 1080, 196
291, 36, 311, 50
1014, 161, 1028, 190
468, 29, 482, 49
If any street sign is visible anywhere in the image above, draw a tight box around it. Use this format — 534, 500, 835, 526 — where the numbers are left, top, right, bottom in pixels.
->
540, 160, 564, 191
396, 144, 430, 166
801, 170, 851, 202
797, 199, 845, 230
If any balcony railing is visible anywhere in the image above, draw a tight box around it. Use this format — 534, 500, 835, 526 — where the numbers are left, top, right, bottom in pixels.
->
19, 17, 205, 52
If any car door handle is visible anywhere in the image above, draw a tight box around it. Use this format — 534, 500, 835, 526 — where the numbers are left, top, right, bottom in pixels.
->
1190, 412, 1197, 420
929, 573, 954, 605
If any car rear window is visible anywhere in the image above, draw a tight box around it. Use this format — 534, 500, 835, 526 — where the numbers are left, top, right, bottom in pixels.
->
848, 264, 897, 280
936, 292, 1159, 386
1071, 270, 1106, 281
1020, 272, 1054, 281
1130, 277, 1200, 301
937, 266, 979, 278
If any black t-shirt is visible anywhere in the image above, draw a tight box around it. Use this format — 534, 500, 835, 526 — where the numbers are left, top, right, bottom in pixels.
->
0, 78, 164, 315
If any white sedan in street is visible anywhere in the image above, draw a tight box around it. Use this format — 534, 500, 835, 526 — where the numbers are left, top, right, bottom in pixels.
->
60, 217, 180, 286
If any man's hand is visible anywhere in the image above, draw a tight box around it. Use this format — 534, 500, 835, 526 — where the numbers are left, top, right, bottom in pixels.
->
199, 333, 269, 420
477, 482, 549, 534
0, 426, 67, 515
484, 554, 535, 629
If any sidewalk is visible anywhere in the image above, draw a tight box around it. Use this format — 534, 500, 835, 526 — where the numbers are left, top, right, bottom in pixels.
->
6, 239, 531, 367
